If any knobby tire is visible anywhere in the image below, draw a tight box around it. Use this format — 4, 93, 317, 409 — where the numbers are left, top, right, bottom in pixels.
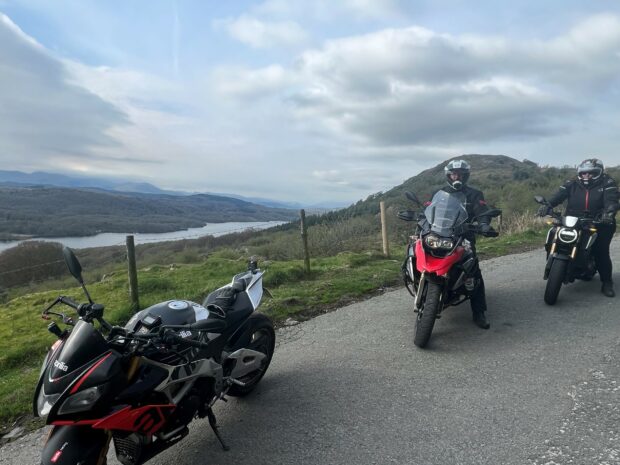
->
414, 281, 442, 348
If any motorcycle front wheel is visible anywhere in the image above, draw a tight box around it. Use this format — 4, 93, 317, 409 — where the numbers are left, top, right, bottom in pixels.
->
227, 314, 275, 397
544, 258, 567, 305
414, 281, 442, 348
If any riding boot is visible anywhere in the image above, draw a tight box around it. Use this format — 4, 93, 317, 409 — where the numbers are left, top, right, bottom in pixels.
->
470, 275, 490, 329
602, 281, 615, 298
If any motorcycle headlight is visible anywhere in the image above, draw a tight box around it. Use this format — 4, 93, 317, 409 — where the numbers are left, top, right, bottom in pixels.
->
557, 227, 578, 244
424, 235, 454, 249
57, 386, 103, 415
36, 389, 61, 417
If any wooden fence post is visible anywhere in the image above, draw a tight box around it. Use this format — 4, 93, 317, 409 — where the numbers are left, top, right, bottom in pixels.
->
126, 235, 139, 311
300, 209, 311, 273
380, 201, 390, 257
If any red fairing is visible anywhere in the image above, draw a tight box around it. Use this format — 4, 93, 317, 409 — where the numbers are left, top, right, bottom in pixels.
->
92, 405, 176, 434
415, 240, 464, 276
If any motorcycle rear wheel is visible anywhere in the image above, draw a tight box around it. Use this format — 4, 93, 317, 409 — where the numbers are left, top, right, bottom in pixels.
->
414, 281, 442, 348
227, 314, 275, 397
544, 259, 567, 305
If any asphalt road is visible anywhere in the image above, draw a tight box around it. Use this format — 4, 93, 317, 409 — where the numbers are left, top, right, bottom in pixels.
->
2, 239, 619, 465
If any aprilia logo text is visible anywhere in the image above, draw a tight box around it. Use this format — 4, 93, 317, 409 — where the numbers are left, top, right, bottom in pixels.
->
54, 360, 69, 372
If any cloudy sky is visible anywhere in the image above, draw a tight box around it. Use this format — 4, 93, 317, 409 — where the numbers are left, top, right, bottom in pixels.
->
1, 1, 620, 204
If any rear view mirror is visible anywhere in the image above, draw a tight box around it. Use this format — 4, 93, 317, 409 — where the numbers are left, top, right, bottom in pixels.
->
534, 195, 546, 205
63, 247, 84, 284
397, 210, 416, 222
405, 191, 421, 206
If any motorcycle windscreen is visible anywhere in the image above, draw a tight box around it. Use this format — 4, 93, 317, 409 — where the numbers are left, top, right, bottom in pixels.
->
424, 190, 469, 236
45, 320, 108, 390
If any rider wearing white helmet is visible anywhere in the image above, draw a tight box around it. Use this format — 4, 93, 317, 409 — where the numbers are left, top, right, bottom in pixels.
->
440, 159, 493, 329
540, 158, 619, 297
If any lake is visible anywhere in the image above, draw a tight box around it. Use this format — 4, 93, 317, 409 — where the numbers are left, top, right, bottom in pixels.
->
0, 221, 288, 253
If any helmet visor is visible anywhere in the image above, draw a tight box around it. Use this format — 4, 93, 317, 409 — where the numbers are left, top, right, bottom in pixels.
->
578, 168, 602, 178
446, 169, 467, 177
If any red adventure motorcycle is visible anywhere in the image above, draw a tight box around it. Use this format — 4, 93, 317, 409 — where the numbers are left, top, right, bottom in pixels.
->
34, 247, 275, 465
398, 190, 501, 348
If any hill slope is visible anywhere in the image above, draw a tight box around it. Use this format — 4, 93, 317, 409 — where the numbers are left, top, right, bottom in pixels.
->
0, 186, 297, 238
320, 154, 620, 221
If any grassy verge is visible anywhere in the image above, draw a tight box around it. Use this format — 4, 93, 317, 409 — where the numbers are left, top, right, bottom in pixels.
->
0, 229, 549, 433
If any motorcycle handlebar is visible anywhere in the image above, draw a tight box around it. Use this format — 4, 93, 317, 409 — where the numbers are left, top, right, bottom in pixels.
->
59, 296, 79, 310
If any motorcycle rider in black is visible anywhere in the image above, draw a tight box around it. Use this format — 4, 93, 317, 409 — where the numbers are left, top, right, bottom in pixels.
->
539, 158, 619, 297
436, 160, 493, 329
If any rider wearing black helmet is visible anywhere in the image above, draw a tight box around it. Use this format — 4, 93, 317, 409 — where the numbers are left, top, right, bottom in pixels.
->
538, 158, 619, 297
439, 159, 493, 329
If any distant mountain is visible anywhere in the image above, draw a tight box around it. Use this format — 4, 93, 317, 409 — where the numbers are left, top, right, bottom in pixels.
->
0, 170, 349, 210
0, 170, 178, 195
208, 192, 349, 211
0, 186, 297, 238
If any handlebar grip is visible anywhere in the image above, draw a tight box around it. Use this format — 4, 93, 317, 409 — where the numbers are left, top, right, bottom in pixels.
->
59, 296, 79, 310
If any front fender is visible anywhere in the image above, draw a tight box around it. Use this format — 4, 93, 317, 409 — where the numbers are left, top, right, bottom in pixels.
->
41, 426, 110, 465
544, 253, 570, 280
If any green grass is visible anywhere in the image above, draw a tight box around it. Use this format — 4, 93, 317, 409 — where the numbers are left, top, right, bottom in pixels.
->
476, 227, 546, 259
0, 230, 550, 430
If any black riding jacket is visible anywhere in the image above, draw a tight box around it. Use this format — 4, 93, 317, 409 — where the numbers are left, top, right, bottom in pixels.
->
427, 184, 491, 245
548, 174, 619, 219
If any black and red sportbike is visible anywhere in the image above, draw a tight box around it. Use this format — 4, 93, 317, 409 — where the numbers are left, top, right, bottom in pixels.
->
34, 247, 275, 465
398, 190, 501, 348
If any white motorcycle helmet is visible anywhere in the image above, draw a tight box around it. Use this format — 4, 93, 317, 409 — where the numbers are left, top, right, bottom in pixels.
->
576, 158, 604, 186
444, 159, 471, 191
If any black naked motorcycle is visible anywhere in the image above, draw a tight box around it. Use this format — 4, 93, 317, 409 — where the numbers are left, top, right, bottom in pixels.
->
34, 247, 275, 465
398, 191, 501, 348
534, 195, 607, 305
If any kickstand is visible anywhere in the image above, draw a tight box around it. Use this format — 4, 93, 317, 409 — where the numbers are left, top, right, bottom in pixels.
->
207, 408, 230, 451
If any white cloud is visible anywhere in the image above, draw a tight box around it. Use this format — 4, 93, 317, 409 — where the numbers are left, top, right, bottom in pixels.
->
213, 64, 292, 100
218, 15, 307, 48
215, 15, 620, 159
4, 7, 620, 204
0, 13, 128, 170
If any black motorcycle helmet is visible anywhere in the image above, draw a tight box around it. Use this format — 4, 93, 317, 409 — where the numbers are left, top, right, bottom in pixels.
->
444, 159, 471, 191
577, 158, 604, 186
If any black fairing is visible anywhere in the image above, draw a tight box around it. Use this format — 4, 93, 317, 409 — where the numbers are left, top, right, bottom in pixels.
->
41, 425, 109, 465
115, 364, 169, 404
44, 320, 108, 395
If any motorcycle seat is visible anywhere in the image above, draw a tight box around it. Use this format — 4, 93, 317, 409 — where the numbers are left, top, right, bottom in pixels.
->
203, 286, 254, 325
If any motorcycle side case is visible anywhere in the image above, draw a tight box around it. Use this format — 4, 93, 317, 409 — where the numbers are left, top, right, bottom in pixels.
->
41, 425, 109, 465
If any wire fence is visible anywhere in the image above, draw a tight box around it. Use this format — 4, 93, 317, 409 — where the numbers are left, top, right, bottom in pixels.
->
0, 222, 291, 294
0, 210, 546, 297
